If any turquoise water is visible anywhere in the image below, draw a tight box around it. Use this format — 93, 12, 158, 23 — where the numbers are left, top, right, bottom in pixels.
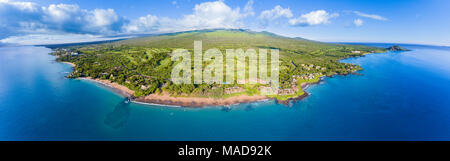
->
0, 44, 450, 140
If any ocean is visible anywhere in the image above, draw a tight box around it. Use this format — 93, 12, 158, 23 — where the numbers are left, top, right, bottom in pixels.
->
0, 44, 449, 140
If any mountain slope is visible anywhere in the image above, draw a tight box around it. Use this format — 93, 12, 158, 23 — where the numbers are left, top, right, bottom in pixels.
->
113, 29, 359, 51
110, 29, 384, 64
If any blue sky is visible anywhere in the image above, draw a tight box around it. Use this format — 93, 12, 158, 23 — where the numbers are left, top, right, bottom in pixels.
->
1, 0, 449, 46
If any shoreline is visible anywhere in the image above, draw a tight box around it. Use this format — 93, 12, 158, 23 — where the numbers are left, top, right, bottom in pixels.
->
60, 60, 346, 108
134, 93, 269, 107
78, 77, 272, 107
62, 62, 331, 107
274, 80, 321, 105
78, 77, 134, 98
62, 61, 76, 67
82, 76, 321, 107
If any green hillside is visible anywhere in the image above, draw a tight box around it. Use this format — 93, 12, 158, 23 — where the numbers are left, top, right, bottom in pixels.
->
53, 29, 385, 100
111, 29, 382, 64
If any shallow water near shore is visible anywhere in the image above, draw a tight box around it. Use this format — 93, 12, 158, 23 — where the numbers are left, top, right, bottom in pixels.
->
1, 44, 450, 140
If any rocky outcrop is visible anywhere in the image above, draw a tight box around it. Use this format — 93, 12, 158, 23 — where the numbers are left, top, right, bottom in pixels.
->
387, 45, 410, 51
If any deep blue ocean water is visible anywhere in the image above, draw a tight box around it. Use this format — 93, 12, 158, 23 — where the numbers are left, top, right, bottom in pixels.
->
0, 44, 449, 141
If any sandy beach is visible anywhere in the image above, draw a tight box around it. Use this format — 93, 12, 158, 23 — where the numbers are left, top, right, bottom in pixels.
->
79, 77, 135, 97
134, 93, 269, 107
62, 62, 76, 67
72, 73, 329, 107
79, 77, 270, 107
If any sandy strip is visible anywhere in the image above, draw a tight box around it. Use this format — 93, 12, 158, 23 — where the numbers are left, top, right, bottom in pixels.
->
134, 93, 269, 107
79, 77, 268, 107
62, 62, 76, 67
79, 77, 135, 97
76, 74, 325, 107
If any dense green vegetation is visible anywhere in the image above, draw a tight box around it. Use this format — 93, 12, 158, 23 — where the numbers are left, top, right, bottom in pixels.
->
52, 29, 386, 99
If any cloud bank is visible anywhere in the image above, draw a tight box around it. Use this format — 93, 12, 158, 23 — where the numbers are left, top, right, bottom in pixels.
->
0, 0, 255, 38
0, 0, 126, 37
289, 10, 339, 26
353, 11, 387, 21
258, 5, 293, 26
0, 0, 256, 44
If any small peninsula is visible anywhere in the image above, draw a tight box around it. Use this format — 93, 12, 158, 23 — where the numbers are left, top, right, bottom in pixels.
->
387, 45, 410, 51
51, 29, 386, 107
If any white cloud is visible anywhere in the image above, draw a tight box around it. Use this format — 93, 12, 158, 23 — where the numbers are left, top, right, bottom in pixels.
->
42, 5, 124, 34
123, 14, 159, 33
354, 18, 363, 27
259, 5, 292, 21
0, 0, 126, 37
126, 0, 253, 33
0, 0, 37, 11
289, 10, 338, 26
0, 0, 41, 37
89, 9, 119, 27
354, 11, 387, 21
179, 0, 245, 29
243, 0, 255, 17
42, 4, 80, 22
0, 33, 132, 45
